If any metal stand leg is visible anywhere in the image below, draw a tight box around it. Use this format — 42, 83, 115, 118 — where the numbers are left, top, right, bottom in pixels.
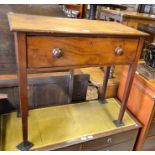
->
99, 66, 111, 104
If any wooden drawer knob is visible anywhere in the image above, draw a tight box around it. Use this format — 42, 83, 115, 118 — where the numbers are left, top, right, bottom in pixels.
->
52, 48, 63, 58
115, 47, 123, 56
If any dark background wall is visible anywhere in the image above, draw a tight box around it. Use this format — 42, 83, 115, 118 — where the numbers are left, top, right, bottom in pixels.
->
0, 4, 66, 74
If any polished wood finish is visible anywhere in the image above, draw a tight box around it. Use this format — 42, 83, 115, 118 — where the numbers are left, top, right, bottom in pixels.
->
8, 13, 147, 36
14, 32, 28, 145
8, 13, 146, 149
27, 37, 139, 69
117, 65, 155, 150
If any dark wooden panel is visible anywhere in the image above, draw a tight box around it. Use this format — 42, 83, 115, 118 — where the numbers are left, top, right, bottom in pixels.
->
34, 76, 69, 107
55, 144, 81, 151
72, 74, 89, 102
96, 140, 135, 151
0, 73, 89, 113
82, 129, 138, 150
0, 4, 65, 74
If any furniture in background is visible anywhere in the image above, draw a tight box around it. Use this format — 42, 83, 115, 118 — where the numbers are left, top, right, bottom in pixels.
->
138, 24, 155, 43
0, 71, 89, 114
138, 4, 155, 14
88, 4, 127, 20
80, 67, 121, 100
117, 65, 155, 150
101, 9, 155, 29
62, 4, 84, 18
8, 12, 146, 150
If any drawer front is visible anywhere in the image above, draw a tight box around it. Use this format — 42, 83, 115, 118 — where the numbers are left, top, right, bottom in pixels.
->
27, 37, 138, 69
54, 144, 81, 151
96, 140, 135, 151
82, 129, 138, 151
148, 118, 155, 137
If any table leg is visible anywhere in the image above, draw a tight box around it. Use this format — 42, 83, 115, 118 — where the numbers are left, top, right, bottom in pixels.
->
113, 63, 137, 127
14, 32, 33, 151
99, 66, 111, 104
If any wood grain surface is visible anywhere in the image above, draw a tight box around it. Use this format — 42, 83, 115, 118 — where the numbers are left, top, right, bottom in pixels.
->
27, 37, 139, 68
8, 13, 148, 37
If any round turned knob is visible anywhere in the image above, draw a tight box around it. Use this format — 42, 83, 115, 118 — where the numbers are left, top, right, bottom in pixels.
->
115, 47, 123, 56
52, 48, 63, 58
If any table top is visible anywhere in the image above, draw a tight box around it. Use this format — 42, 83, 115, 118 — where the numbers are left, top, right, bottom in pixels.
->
1, 98, 139, 151
8, 12, 148, 37
102, 9, 155, 21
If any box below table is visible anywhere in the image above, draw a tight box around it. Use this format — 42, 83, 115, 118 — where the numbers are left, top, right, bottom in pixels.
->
1, 98, 141, 151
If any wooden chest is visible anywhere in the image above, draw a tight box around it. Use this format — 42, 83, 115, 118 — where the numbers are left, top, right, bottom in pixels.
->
0, 99, 141, 151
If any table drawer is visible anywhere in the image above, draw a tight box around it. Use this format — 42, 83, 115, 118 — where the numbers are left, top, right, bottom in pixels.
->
27, 37, 139, 69
54, 144, 81, 151
82, 129, 138, 151
96, 140, 135, 151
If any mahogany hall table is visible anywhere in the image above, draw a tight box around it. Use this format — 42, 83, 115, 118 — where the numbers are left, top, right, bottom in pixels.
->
8, 12, 147, 150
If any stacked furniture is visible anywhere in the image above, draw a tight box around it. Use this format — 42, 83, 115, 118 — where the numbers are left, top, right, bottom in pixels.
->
118, 65, 155, 150
3, 12, 147, 150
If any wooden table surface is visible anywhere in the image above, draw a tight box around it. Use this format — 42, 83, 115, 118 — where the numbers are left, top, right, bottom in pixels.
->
8, 12, 147, 36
